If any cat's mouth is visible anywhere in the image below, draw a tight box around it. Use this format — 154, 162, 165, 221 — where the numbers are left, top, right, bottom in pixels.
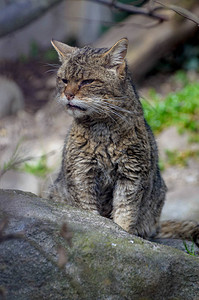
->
67, 103, 87, 111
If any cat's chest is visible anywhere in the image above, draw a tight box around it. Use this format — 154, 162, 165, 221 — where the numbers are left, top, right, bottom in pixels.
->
69, 136, 120, 168
67, 124, 124, 167
93, 140, 120, 169
67, 137, 119, 190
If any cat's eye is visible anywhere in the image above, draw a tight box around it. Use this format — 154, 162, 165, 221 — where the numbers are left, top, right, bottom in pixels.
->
80, 79, 95, 87
62, 78, 68, 84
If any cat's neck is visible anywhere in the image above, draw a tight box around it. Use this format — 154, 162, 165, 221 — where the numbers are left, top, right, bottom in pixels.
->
74, 115, 131, 131
72, 112, 144, 144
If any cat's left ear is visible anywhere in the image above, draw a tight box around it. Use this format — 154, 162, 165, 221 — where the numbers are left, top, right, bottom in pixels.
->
102, 38, 128, 75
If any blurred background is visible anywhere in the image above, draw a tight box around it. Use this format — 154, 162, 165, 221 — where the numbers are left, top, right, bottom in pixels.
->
0, 0, 199, 221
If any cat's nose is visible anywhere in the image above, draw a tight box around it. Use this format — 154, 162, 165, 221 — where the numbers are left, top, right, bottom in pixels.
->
65, 92, 74, 101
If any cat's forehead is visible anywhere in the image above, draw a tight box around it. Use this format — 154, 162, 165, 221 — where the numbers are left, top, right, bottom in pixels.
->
74, 46, 107, 58
59, 46, 108, 79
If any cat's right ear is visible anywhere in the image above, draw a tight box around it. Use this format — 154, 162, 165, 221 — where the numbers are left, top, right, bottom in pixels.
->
51, 39, 76, 62
101, 38, 128, 76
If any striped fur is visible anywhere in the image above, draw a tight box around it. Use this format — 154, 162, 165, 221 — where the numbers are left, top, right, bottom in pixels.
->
48, 38, 199, 246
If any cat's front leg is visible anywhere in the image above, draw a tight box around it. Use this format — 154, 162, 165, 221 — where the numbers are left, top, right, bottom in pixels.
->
112, 178, 144, 235
67, 162, 99, 212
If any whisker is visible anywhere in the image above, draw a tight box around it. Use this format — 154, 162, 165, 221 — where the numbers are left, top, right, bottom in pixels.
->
83, 99, 119, 123
103, 102, 132, 114
44, 63, 59, 74
95, 97, 127, 102
57, 95, 131, 124
93, 98, 133, 116
109, 110, 129, 123
45, 69, 58, 74
44, 63, 60, 68
89, 100, 129, 124
91, 103, 118, 123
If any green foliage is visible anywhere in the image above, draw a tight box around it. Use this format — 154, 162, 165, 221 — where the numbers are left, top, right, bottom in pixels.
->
158, 159, 165, 171
174, 70, 189, 86
43, 48, 58, 62
142, 81, 199, 136
165, 149, 199, 167
183, 240, 197, 256
29, 40, 39, 58
19, 54, 29, 63
0, 139, 32, 178
0, 139, 53, 178
22, 154, 51, 178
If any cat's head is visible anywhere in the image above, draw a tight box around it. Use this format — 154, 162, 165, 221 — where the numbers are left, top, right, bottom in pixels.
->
51, 38, 128, 120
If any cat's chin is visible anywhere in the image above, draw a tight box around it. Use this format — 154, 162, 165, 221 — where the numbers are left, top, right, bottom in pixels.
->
67, 103, 87, 111
67, 107, 87, 118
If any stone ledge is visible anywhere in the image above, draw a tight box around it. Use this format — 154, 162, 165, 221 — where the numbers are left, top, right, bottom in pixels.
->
0, 189, 199, 300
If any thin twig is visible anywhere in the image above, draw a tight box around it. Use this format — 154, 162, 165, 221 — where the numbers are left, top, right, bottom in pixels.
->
84, 0, 168, 22
155, 1, 199, 26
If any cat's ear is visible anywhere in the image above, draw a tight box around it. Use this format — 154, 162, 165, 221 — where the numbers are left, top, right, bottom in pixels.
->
51, 39, 76, 62
102, 38, 128, 75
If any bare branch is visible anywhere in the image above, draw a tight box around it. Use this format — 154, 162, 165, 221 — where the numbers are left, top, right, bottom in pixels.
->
155, 1, 199, 26
0, 0, 64, 38
85, 0, 199, 26
1, 0, 198, 39
85, 0, 168, 22
0, 139, 33, 179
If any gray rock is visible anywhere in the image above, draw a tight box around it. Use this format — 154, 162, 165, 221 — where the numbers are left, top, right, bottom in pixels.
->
0, 76, 24, 118
0, 189, 199, 300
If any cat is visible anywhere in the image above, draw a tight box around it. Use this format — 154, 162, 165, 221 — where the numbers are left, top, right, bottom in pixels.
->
48, 37, 199, 246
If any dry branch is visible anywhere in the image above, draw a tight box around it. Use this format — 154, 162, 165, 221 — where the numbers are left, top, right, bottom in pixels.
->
86, 0, 199, 25
0, 0, 198, 38
155, 1, 199, 26
86, 0, 167, 22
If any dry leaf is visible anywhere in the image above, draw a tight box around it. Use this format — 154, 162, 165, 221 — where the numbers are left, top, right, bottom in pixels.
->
57, 245, 68, 268
60, 222, 73, 247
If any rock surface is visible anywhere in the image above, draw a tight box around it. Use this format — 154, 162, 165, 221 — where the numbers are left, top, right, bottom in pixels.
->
0, 189, 199, 300
0, 76, 24, 118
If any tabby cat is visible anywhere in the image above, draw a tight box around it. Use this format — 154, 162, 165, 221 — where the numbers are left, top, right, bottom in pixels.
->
48, 38, 199, 245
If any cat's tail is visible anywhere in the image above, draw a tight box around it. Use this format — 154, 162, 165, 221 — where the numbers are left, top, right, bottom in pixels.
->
155, 220, 199, 247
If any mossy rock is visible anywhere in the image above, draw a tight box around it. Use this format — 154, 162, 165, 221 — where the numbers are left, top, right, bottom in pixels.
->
0, 189, 199, 300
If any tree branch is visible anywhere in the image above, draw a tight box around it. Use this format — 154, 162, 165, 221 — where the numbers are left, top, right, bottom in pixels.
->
85, 0, 199, 25
85, 0, 168, 22
0, 0, 64, 38
0, 0, 198, 39
155, 1, 199, 26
